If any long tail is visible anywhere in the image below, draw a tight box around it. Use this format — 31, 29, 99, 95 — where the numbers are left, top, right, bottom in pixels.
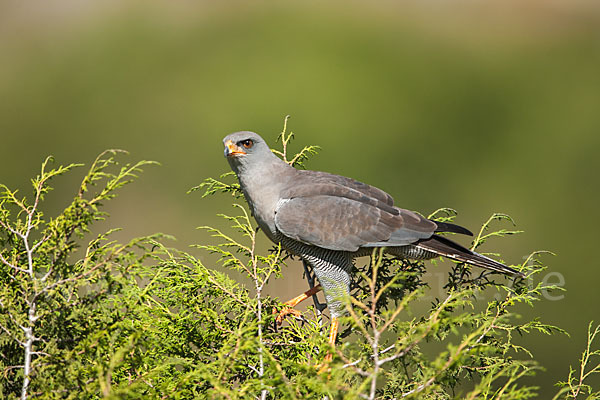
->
415, 234, 524, 277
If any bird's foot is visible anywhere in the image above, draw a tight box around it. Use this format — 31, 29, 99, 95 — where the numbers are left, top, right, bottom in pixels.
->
316, 353, 333, 375
274, 306, 305, 326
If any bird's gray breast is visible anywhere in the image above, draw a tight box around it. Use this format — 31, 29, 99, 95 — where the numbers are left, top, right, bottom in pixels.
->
239, 181, 281, 243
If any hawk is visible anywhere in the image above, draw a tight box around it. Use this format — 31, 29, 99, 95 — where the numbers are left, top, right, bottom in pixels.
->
223, 131, 522, 359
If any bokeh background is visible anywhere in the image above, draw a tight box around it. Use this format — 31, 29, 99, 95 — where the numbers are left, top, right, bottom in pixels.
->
1, 0, 599, 395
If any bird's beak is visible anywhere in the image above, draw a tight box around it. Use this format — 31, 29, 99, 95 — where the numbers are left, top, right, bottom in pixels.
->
224, 140, 246, 157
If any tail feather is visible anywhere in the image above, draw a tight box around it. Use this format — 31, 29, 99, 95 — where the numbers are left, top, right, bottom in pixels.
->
416, 235, 524, 277
432, 221, 473, 236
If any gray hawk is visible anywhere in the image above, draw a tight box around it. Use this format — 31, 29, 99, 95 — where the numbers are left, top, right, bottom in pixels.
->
222, 131, 522, 361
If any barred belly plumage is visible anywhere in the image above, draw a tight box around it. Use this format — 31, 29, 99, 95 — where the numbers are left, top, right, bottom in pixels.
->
275, 231, 441, 317
276, 233, 353, 317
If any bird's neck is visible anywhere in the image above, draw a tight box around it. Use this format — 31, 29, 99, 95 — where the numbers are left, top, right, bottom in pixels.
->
235, 156, 296, 237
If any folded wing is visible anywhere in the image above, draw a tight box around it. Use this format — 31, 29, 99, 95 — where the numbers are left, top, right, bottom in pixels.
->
275, 181, 437, 252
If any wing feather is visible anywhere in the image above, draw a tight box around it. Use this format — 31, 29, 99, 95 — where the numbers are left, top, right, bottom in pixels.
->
275, 195, 400, 251
295, 170, 394, 206
274, 195, 436, 252
276, 173, 438, 251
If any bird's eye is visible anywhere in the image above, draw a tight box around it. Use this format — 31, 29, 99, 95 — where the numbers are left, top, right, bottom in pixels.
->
240, 139, 254, 149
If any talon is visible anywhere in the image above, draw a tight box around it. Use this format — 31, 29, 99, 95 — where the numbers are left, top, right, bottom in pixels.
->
274, 306, 304, 326
317, 353, 333, 374
317, 363, 331, 374
274, 285, 323, 326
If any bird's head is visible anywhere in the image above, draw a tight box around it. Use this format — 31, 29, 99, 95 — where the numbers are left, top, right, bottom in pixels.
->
223, 131, 277, 173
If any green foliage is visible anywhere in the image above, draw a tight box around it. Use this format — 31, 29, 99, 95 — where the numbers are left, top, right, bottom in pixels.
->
0, 151, 163, 398
272, 115, 321, 169
553, 322, 600, 400
188, 172, 241, 199
1, 129, 598, 399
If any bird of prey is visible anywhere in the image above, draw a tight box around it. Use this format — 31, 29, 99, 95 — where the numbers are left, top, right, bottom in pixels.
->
223, 131, 522, 359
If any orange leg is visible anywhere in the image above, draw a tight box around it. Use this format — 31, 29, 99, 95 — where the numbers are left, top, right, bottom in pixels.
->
328, 317, 339, 345
317, 317, 339, 373
276, 285, 339, 370
275, 284, 322, 325
323, 316, 339, 363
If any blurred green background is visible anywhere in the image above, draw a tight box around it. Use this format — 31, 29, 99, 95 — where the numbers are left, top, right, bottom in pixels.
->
1, 0, 599, 395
